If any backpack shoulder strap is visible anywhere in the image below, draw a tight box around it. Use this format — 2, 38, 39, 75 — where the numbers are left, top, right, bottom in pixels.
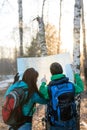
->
48, 77, 69, 87
10, 87, 29, 105
47, 77, 75, 98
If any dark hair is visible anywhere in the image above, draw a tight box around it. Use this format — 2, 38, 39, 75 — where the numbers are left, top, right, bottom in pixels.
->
22, 68, 41, 97
50, 62, 63, 75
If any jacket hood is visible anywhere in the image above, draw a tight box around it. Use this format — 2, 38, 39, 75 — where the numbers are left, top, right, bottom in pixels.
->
14, 81, 28, 88
5, 81, 28, 97
51, 74, 65, 81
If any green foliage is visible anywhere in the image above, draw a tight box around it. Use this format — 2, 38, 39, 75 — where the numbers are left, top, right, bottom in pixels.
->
25, 34, 41, 57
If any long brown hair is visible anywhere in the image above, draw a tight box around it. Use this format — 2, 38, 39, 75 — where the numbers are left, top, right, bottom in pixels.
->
22, 68, 41, 97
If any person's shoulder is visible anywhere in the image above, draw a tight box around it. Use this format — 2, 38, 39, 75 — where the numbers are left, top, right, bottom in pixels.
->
16, 81, 28, 88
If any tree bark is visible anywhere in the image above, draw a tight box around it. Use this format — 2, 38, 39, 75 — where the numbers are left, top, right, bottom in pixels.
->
73, 0, 81, 74
73, 1, 81, 130
58, 0, 62, 53
37, 16, 47, 56
18, 0, 23, 56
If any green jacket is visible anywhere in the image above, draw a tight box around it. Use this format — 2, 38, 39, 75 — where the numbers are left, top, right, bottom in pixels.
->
39, 73, 84, 99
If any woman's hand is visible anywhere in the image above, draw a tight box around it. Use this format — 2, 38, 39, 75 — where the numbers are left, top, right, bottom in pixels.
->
13, 73, 20, 84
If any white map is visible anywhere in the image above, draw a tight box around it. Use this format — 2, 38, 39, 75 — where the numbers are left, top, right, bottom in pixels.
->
17, 53, 74, 87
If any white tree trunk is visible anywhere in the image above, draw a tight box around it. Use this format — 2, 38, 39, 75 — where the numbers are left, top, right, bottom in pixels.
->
73, 0, 81, 74
58, 0, 62, 53
18, 0, 23, 56
37, 17, 47, 56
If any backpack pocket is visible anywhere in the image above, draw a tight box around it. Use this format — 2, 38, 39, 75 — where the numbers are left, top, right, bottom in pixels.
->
58, 92, 74, 121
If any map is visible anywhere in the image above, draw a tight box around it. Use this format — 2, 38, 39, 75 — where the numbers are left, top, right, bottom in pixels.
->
17, 53, 74, 87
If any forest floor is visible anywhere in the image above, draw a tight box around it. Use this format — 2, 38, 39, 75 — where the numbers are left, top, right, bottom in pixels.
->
0, 83, 87, 130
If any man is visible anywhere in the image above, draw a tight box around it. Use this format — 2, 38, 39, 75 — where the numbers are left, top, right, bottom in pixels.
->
40, 62, 84, 130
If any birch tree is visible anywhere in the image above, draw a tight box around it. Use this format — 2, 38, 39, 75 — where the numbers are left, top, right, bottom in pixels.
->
73, 1, 81, 130
33, 0, 47, 56
57, 0, 62, 53
73, 0, 81, 74
36, 16, 47, 56
18, 0, 23, 56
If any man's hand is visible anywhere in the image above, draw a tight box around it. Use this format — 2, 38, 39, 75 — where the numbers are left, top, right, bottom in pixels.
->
41, 75, 47, 83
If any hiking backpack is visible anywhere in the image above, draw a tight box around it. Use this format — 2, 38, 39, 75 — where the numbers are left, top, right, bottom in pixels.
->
2, 87, 29, 128
47, 77, 77, 126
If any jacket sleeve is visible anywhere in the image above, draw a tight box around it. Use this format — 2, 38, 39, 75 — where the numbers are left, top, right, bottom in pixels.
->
74, 73, 84, 94
39, 82, 49, 99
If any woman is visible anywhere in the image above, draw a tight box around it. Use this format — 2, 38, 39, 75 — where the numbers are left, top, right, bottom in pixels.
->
5, 68, 48, 130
